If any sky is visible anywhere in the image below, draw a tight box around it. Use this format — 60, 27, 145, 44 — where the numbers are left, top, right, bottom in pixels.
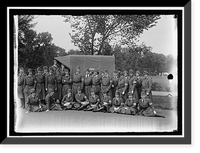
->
31, 15, 177, 58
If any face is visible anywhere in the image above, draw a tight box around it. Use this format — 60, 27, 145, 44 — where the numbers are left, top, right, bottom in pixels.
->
91, 92, 95, 97
68, 92, 72, 96
144, 74, 148, 77
124, 72, 128, 77
129, 95, 132, 99
103, 93, 107, 97
129, 73, 133, 77
19, 69, 24, 74
32, 92, 36, 97
29, 71, 32, 75
61, 64, 64, 69
50, 92, 54, 96
115, 94, 119, 98
54, 60, 57, 65
44, 69, 48, 73
86, 71, 89, 75
136, 72, 139, 77
78, 90, 81, 94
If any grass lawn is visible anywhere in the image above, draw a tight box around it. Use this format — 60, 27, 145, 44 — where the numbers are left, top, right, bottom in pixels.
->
153, 95, 177, 110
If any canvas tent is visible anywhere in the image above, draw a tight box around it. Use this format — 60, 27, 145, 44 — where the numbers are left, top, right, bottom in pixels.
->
54, 55, 115, 76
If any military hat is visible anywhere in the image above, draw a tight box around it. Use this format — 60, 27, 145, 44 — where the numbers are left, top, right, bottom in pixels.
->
124, 70, 128, 74
76, 66, 80, 69
129, 69, 134, 74
143, 70, 149, 75
43, 66, 48, 70
37, 67, 43, 72
49, 67, 53, 72
30, 88, 36, 94
28, 68, 32, 73
104, 69, 108, 73
68, 88, 72, 93
77, 86, 81, 92
113, 70, 118, 73
136, 70, 140, 75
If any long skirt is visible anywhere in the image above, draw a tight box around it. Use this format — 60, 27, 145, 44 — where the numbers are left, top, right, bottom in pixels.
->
24, 85, 34, 107
35, 83, 45, 100
84, 85, 91, 99
55, 83, 62, 100
47, 84, 55, 94
18, 85, 24, 99
118, 88, 127, 102
91, 85, 101, 97
62, 84, 71, 97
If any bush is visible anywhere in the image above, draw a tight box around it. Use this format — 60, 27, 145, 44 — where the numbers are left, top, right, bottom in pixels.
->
152, 82, 163, 91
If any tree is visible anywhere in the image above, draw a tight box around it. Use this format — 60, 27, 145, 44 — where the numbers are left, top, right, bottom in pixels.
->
63, 15, 160, 55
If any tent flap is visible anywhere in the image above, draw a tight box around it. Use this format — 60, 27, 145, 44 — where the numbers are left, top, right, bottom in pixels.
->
55, 55, 115, 76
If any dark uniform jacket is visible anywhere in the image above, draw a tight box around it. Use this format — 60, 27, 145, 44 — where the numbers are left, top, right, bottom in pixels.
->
112, 97, 124, 107
89, 95, 100, 105
35, 73, 45, 100
75, 93, 87, 103
18, 73, 26, 98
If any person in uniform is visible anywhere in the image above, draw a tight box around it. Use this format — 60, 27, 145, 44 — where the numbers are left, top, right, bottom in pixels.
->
51, 59, 59, 73
42, 66, 49, 98
117, 70, 128, 102
84, 88, 101, 112
45, 67, 57, 95
25, 89, 46, 113
60, 64, 66, 76
23, 68, 36, 108
128, 69, 138, 100
35, 67, 45, 104
109, 90, 124, 113
72, 66, 83, 99
101, 69, 112, 98
142, 70, 153, 102
45, 88, 62, 112
83, 68, 92, 98
135, 70, 143, 102
73, 87, 89, 110
61, 89, 75, 110
111, 70, 119, 99
99, 91, 112, 113
91, 70, 101, 97
18, 67, 26, 108
121, 92, 137, 115
62, 69, 72, 98
55, 69, 62, 103
137, 91, 157, 117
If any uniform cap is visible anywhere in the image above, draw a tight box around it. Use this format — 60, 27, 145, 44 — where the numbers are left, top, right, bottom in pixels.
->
129, 69, 134, 74
28, 69, 32, 73
43, 66, 48, 70
37, 67, 43, 72
76, 66, 80, 69
49, 67, 54, 72
136, 70, 140, 75
143, 70, 149, 75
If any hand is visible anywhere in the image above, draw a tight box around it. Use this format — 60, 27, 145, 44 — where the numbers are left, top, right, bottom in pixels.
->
112, 85, 114, 87
153, 110, 157, 114
122, 91, 125, 95
131, 90, 133, 94
55, 88, 57, 90
25, 111, 29, 113
147, 92, 149, 95
46, 88, 47, 91
45, 109, 49, 112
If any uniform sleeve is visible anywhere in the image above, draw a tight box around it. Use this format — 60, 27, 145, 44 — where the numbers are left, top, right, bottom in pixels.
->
123, 78, 128, 93
75, 94, 81, 103
45, 75, 48, 90
23, 76, 26, 89
147, 78, 152, 94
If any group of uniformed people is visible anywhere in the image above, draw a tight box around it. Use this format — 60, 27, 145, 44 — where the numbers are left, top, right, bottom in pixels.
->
17, 59, 157, 116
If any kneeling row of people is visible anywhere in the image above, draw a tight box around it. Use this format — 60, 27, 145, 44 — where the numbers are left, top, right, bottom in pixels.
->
26, 86, 157, 116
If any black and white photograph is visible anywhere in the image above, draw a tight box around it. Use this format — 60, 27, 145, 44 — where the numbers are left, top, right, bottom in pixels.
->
4, 4, 192, 145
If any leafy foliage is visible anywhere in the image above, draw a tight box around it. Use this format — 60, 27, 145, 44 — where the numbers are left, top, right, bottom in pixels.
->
63, 15, 161, 55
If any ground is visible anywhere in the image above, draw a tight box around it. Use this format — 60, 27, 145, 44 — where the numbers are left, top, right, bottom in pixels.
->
15, 94, 177, 133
